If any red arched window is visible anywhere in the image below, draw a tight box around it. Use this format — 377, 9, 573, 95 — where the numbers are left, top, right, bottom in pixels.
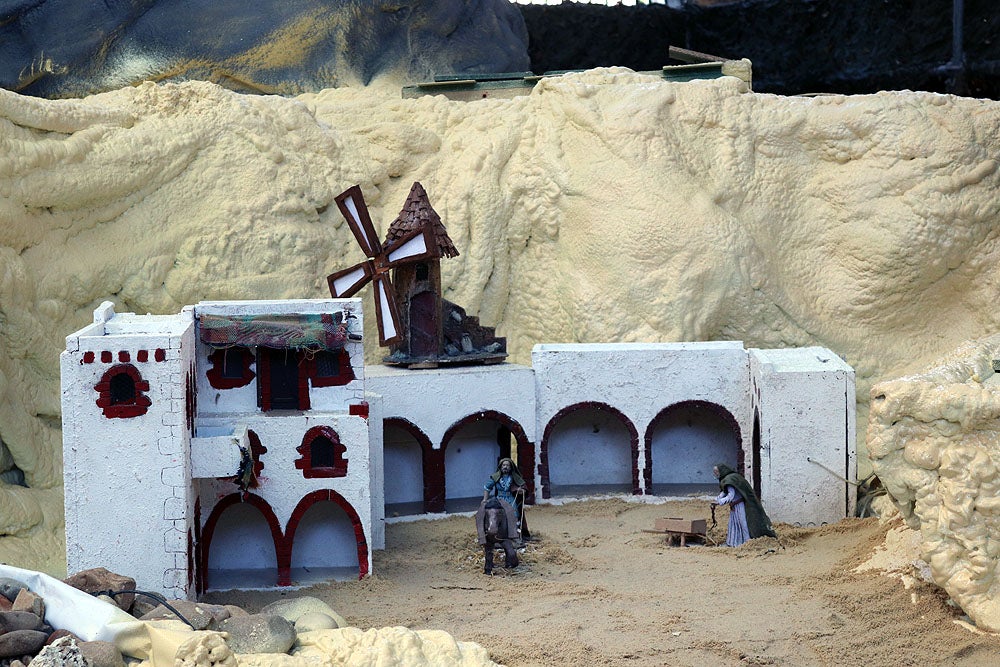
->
294, 426, 347, 478
95, 364, 151, 418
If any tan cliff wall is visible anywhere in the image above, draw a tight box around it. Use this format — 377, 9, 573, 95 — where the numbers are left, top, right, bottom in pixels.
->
1, 70, 999, 571
869, 336, 1000, 631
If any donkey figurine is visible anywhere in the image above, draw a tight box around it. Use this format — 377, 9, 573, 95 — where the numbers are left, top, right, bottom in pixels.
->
476, 497, 519, 574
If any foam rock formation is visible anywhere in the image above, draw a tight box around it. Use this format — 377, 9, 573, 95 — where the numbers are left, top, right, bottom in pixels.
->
868, 336, 1000, 631
1, 71, 999, 571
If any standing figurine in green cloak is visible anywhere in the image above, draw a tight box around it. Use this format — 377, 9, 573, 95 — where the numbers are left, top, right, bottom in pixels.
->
712, 463, 777, 546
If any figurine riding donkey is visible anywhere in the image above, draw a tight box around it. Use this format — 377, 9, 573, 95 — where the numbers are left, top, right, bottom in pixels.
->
475, 457, 530, 574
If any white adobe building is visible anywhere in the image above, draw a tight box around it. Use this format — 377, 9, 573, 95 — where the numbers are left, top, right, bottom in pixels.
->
62, 298, 382, 598
61, 299, 854, 599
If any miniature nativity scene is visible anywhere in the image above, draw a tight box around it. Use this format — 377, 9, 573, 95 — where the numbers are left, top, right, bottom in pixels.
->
60, 183, 856, 600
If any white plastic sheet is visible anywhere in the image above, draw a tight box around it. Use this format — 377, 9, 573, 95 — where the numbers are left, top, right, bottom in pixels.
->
0, 564, 205, 663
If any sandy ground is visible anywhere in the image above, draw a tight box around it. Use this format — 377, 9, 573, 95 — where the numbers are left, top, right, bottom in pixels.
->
204, 498, 1000, 666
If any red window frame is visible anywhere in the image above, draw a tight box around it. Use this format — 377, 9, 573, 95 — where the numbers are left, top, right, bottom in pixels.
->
307, 348, 355, 388
206, 347, 256, 389
294, 425, 348, 478
95, 364, 151, 419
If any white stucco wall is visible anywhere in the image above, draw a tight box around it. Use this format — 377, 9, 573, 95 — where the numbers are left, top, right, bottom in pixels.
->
62, 298, 379, 595
367, 364, 537, 447
749, 347, 856, 525
62, 303, 197, 598
365, 392, 385, 550
531, 342, 752, 494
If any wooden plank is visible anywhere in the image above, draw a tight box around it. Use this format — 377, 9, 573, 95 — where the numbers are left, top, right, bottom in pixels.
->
668, 46, 727, 64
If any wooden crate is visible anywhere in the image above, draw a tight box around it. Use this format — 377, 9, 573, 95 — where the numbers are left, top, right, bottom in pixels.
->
654, 517, 707, 535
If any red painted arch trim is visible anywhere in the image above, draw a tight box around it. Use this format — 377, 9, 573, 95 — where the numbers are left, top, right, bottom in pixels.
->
539, 401, 641, 499
440, 410, 535, 505
199, 493, 285, 590
285, 489, 370, 580
383, 417, 438, 513
643, 400, 745, 494
94, 363, 151, 419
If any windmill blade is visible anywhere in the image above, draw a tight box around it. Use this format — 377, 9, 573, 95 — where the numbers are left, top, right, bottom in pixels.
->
335, 185, 382, 257
384, 226, 436, 266
327, 261, 373, 298
371, 274, 404, 347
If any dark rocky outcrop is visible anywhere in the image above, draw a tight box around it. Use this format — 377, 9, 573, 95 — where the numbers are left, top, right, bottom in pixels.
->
0, 0, 529, 98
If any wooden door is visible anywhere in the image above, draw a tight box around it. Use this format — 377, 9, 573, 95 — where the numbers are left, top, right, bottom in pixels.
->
408, 290, 438, 357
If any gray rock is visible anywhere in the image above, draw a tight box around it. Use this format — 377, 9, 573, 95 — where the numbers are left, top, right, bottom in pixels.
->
0, 580, 26, 603
0, 630, 47, 659
128, 595, 159, 619
139, 600, 227, 631
44, 630, 79, 646
0, 612, 45, 633
259, 596, 346, 629
78, 641, 126, 667
222, 605, 249, 619
293, 612, 338, 633
217, 614, 295, 654
31, 637, 88, 667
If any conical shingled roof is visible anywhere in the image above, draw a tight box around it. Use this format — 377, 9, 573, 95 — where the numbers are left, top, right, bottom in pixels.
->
384, 182, 459, 259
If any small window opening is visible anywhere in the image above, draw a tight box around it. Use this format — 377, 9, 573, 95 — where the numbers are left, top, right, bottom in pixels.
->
294, 426, 347, 478
109, 373, 136, 404
221, 350, 244, 378
314, 351, 340, 378
310, 436, 337, 468
415, 262, 429, 281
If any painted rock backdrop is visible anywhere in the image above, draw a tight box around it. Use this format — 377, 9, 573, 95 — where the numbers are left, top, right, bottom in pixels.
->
0, 0, 529, 97
1, 70, 999, 578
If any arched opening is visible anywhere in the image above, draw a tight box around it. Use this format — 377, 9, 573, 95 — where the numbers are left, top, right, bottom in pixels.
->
441, 411, 532, 513
286, 490, 369, 581
645, 400, 743, 496
540, 402, 638, 499
444, 419, 505, 512
287, 500, 360, 585
201, 495, 282, 590
383, 420, 427, 517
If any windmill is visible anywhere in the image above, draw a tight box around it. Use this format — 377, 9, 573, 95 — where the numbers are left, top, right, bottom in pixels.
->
327, 182, 506, 366
326, 184, 436, 347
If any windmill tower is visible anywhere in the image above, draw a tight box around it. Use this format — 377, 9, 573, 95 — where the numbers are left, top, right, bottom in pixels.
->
382, 183, 457, 359
327, 182, 506, 366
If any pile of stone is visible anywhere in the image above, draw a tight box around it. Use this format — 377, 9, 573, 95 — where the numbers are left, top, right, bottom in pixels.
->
0, 568, 346, 667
